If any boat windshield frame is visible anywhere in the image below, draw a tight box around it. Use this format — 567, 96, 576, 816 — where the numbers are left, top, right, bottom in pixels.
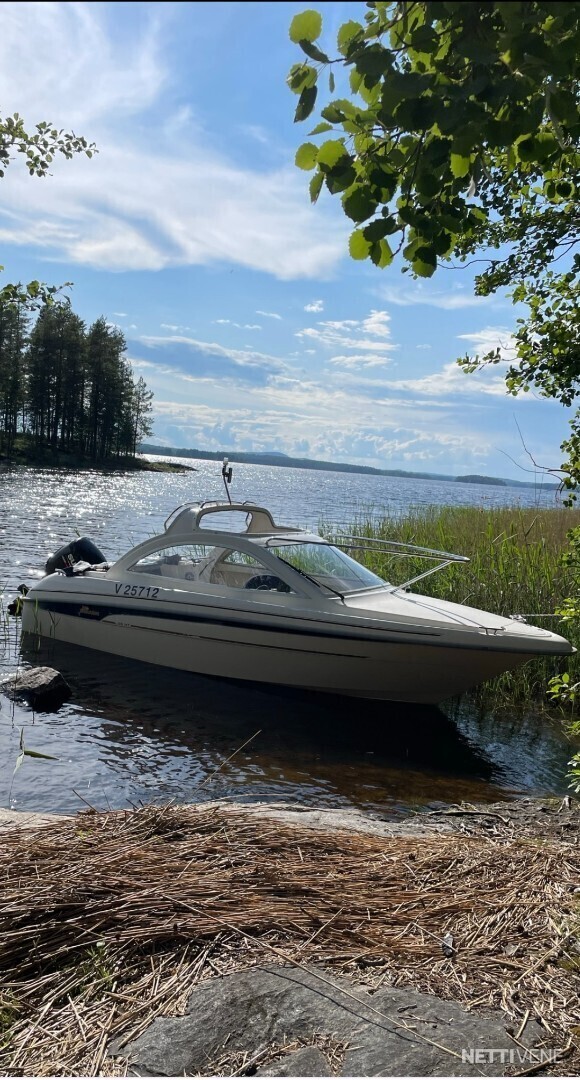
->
264, 534, 469, 594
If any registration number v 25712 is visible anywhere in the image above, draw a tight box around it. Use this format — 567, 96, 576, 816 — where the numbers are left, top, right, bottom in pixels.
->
114, 584, 160, 599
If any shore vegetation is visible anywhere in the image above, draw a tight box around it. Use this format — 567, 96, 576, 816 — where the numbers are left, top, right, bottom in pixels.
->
326, 504, 580, 705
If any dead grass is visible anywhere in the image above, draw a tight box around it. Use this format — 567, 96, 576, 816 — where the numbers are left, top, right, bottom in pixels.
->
1, 802, 580, 1075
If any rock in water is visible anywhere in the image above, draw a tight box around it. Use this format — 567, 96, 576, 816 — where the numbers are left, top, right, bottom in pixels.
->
1, 667, 71, 711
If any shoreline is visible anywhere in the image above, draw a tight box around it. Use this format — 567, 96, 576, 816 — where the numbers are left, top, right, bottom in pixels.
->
0, 791, 575, 837
0, 452, 194, 473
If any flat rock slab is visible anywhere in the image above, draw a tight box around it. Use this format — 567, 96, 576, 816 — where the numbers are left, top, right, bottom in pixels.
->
0, 666, 70, 710
256, 1045, 332, 1075
117, 965, 544, 1076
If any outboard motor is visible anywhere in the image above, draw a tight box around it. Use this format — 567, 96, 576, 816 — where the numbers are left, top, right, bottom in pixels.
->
45, 537, 107, 575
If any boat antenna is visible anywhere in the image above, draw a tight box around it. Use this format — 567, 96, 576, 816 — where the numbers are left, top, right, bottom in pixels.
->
222, 457, 233, 504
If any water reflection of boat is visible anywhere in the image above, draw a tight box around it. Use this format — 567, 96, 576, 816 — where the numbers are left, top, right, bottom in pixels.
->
19, 636, 499, 813
22, 498, 573, 705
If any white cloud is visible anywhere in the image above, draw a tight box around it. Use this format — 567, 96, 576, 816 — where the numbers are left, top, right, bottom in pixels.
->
113, 311, 128, 318
1, 2, 165, 130
361, 311, 391, 338
329, 354, 393, 369
0, 3, 346, 280
373, 360, 508, 397
240, 124, 270, 146
297, 310, 396, 353
379, 284, 494, 310
139, 334, 289, 373
319, 320, 359, 330
256, 310, 282, 320
161, 323, 191, 332
458, 327, 517, 361
305, 300, 324, 313
213, 320, 262, 330
416, 344, 432, 350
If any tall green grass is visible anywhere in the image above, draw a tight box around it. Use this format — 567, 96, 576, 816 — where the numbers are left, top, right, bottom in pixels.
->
326, 505, 580, 706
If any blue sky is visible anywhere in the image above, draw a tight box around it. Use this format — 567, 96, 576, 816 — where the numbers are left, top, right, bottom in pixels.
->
0, 1, 569, 479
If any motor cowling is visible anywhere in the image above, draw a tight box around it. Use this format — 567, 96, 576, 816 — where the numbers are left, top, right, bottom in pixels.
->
45, 537, 107, 575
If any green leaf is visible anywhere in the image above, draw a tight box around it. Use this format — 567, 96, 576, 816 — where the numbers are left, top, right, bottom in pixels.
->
450, 153, 471, 178
325, 165, 356, 193
533, 132, 558, 162
363, 218, 396, 241
515, 136, 536, 163
308, 122, 333, 136
321, 104, 347, 124
398, 203, 419, 227
349, 69, 363, 95
289, 10, 323, 44
349, 228, 372, 260
432, 229, 453, 256
332, 98, 361, 119
299, 40, 329, 63
287, 63, 317, 94
309, 171, 324, 204
548, 89, 578, 126
329, 71, 335, 93
23, 749, 58, 760
412, 245, 438, 277
337, 20, 364, 55
413, 257, 437, 278
295, 142, 319, 170
294, 85, 318, 123
316, 139, 350, 170
354, 43, 390, 84
370, 238, 393, 268
394, 96, 439, 130
415, 171, 442, 198
342, 185, 377, 223
410, 24, 438, 52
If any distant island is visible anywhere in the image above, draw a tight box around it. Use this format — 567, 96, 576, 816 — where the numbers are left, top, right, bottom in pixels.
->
139, 444, 557, 491
455, 474, 507, 486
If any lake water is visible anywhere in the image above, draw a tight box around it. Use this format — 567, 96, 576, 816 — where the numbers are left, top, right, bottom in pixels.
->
0, 457, 574, 816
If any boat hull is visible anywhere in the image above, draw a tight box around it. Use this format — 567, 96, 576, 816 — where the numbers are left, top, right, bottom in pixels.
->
22, 597, 538, 704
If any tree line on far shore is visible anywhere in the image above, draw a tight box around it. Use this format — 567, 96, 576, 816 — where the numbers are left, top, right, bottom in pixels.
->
0, 300, 153, 462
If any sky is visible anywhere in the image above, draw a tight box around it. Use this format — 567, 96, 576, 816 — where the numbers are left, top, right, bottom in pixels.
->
0, 1, 571, 480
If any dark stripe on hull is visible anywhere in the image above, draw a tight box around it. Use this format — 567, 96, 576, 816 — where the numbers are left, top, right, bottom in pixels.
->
27, 597, 536, 657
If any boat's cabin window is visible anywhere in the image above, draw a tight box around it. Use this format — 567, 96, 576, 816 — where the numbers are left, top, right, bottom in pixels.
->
211, 549, 295, 593
268, 541, 386, 593
128, 543, 295, 594
129, 544, 217, 581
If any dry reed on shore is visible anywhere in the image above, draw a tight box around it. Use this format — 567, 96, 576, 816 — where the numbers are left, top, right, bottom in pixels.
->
1, 802, 580, 1075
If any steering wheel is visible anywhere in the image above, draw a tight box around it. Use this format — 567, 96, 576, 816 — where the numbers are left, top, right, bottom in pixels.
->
244, 575, 291, 593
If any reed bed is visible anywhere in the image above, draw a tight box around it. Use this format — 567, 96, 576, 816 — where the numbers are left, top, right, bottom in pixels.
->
1, 803, 580, 1075
326, 505, 580, 703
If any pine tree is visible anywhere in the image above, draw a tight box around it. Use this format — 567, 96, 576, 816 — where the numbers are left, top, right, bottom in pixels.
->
0, 303, 28, 454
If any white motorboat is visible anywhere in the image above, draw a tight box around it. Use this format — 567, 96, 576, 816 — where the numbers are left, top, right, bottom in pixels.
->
21, 491, 574, 704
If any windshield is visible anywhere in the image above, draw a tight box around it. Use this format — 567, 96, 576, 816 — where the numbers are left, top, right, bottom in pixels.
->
267, 541, 386, 593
